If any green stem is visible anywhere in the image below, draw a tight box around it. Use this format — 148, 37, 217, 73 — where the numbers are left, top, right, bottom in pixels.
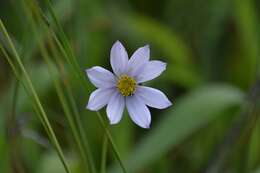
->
37, 0, 128, 171
50, 23, 128, 173
96, 112, 127, 173
22, 1, 93, 171
100, 134, 108, 173
65, 82, 97, 173
0, 20, 72, 173
49, 31, 97, 173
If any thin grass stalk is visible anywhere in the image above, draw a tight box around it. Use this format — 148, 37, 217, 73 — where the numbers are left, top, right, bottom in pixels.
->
41, 39, 91, 173
1, 42, 55, 169
0, 43, 46, 131
8, 78, 27, 173
100, 135, 108, 173
21, 1, 94, 172
44, 7, 97, 173
50, 29, 128, 173
37, 4, 128, 171
42, 0, 84, 83
0, 20, 72, 173
1, 44, 43, 133
48, 36, 97, 173
1, 43, 61, 172
38, 33, 91, 172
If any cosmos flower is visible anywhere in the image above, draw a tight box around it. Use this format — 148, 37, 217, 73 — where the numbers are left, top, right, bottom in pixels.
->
86, 41, 172, 128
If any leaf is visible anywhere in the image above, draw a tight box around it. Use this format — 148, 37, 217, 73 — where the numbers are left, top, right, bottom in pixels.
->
109, 84, 244, 173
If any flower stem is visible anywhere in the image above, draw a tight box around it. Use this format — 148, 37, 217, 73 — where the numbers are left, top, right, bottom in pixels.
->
96, 112, 128, 173
100, 131, 108, 173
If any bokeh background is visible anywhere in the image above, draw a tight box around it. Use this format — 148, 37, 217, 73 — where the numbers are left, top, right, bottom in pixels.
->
0, 0, 260, 173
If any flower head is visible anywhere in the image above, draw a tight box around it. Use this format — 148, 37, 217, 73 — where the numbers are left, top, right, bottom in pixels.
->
86, 41, 172, 128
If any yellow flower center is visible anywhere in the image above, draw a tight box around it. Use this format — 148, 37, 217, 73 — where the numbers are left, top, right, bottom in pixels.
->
117, 75, 136, 96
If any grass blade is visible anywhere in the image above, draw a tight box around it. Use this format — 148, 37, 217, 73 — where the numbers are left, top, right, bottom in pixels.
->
19, 1, 96, 171
37, 0, 128, 171
0, 20, 72, 173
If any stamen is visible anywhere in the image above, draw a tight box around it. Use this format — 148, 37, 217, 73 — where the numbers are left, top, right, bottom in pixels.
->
117, 75, 136, 96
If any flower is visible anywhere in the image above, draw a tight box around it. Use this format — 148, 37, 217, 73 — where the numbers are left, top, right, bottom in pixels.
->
86, 41, 172, 128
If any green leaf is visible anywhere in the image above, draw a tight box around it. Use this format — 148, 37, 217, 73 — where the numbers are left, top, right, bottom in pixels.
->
109, 84, 244, 173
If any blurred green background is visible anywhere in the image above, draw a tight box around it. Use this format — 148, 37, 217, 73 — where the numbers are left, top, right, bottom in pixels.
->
0, 0, 260, 173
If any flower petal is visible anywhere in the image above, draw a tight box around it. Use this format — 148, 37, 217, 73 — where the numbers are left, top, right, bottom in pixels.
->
86, 66, 116, 88
136, 86, 172, 109
106, 91, 125, 124
86, 88, 116, 111
126, 95, 151, 128
110, 41, 129, 76
127, 45, 150, 77
136, 60, 166, 83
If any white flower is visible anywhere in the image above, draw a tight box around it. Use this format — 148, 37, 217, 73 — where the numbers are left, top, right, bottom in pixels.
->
86, 41, 172, 128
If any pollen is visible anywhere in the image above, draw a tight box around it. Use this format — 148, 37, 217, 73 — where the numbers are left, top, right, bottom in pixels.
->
117, 75, 136, 96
